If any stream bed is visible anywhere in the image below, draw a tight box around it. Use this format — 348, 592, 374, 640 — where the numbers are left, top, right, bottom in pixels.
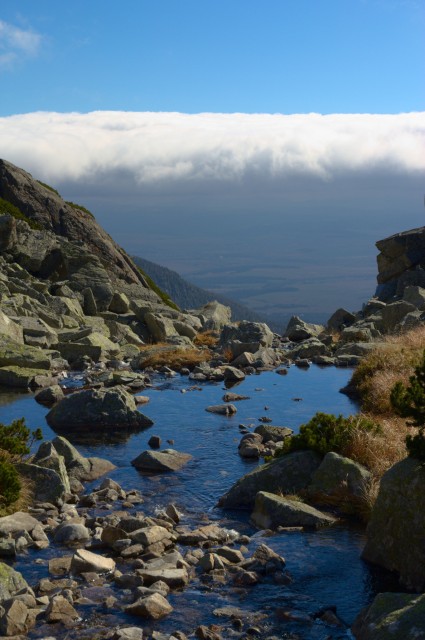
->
0, 365, 399, 639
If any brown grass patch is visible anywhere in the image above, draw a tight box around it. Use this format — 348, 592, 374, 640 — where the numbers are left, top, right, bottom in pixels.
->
350, 325, 425, 414
343, 324, 425, 484
193, 330, 219, 348
222, 347, 234, 362
0, 475, 33, 517
137, 344, 211, 370
344, 413, 408, 478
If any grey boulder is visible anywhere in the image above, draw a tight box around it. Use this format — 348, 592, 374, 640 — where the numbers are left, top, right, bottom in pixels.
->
251, 491, 337, 529
46, 386, 153, 433
132, 449, 192, 473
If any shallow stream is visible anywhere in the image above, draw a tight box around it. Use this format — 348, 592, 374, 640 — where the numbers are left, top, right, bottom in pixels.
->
0, 365, 399, 638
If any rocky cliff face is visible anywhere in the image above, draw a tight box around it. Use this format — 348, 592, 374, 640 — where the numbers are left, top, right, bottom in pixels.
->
0, 159, 231, 387
0, 159, 152, 308
375, 226, 425, 301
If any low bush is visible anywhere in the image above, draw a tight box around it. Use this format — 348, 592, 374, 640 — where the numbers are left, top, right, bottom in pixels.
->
0, 460, 21, 507
37, 180, 60, 196
65, 201, 95, 218
0, 197, 42, 230
0, 418, 42, 508
277, 412, 381, 459
136, 267, 180, 311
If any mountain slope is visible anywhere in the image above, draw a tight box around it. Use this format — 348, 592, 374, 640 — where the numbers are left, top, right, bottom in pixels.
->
132, 255, 266, 323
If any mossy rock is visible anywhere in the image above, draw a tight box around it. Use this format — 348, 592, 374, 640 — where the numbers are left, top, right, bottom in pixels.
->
218, 450, 322, 509
0, 562, 28, 601
362, 457, 425, 591
352, 592, 425, 639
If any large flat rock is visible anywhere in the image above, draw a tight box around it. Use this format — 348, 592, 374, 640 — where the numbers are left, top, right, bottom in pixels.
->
251, 491, 337, 529
131, 449, 192, 473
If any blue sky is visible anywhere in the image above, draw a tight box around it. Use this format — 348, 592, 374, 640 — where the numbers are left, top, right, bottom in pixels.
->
0, 0, 424, 115
0, 1, 424, 321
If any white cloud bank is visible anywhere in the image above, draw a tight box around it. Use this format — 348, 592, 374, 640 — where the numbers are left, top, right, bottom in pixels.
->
0, 111, 424, 189
0, 20, 42, 69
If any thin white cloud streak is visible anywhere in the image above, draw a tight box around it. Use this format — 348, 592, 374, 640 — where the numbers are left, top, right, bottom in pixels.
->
0, 20, 42, 68
0, 111, 424, 187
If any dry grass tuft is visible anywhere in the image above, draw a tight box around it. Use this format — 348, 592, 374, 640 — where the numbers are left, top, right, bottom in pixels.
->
137, 344, 211, 370
222, 347, 234, 363
0, 475, 33, 517
343, 324, 425, 486
343, 413, 408, 478
194, 330, 219, 348
350, 325, 425, 414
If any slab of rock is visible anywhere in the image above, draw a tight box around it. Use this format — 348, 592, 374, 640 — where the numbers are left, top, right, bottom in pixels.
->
46, 386, 153, 433
0, 365, 54, 389
0, 310, 23, 344
54, 522, 91, 545
283, 316, 324, 342
362, 456, 425, 591
308, 451, 371, 502
0, 598, 30, 636
0, 336, 53, 370
218, 450, 322, 509
254, 424, 293, 443
17, 462, 67, 504
251, 491, 337, 529
222, 366, 245, 382
45, 594, 80, 624
0, 562, 28, 601
34, 384, 64, 406
125, 592, 173, 619
131, 449, 192, 473
205, 404, 237, 416
136, 567, 189, 588
327, 308, 356, 332
197, 301, 232, 330
222, 392, 250, 402
71, 549, 116, 574
0, 512, 39, 536
111, 627, 145, 640
130, 525, 172, 547
352, 592, 425, 640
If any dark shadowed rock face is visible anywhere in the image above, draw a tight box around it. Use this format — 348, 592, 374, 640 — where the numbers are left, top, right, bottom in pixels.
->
362, 456, 425, 592
218, 450, 322, 509
375, 226, 425, 300
46, 386, 153, 433
0, 159, 152, 297
352, 592, 425, 640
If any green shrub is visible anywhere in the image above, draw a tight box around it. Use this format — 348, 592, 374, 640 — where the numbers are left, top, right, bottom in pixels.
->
0, 197, 41, 230
137, 267, 180, 311
0, 417, 42, 459
391, 349, 425, 460
0, 418, 42, 508
36, 180, 60, 196
65, 201, 95, 218
277, 412, 381, 458
0, 459, 21, 507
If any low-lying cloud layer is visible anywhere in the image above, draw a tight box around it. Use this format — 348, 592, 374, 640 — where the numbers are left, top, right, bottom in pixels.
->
1, 110, 424, 319
1, 111, 424, 189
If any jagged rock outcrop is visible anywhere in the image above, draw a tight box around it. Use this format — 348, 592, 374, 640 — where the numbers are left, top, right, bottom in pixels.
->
0, 159, 151, 297
375, 226, 425, 300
